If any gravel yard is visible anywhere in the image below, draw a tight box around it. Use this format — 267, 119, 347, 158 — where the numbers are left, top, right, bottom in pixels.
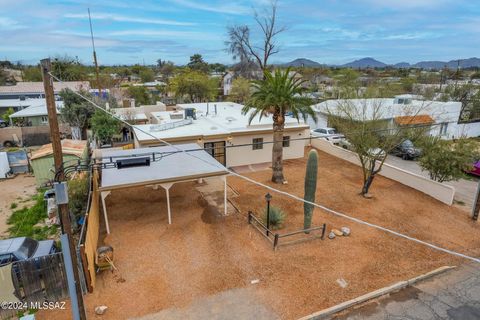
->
38, 148, 480, 320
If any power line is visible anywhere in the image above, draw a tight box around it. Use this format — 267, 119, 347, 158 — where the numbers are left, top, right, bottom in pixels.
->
49, 72, 480, 265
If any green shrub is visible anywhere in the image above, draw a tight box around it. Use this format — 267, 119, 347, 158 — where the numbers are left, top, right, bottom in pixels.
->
7, 191, 58, 240
10, 203, 17, 209
68, 175, 89, 219
262, 206, 286, 230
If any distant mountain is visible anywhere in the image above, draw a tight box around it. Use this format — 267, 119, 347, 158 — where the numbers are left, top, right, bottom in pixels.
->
282, 58, 322, 67
406, 57, 480, 69
341, 57, 387, 68
393, 62, 410, 68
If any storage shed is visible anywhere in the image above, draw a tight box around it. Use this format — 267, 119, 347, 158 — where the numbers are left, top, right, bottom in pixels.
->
30, 139, 88, 186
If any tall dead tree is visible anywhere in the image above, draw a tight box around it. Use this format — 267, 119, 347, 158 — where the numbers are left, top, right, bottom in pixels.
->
226, 0, 285, 75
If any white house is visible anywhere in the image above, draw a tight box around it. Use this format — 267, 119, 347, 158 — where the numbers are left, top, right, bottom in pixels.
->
2, 98, 63, 126
132, 102, 310, 168
309, 95, 480, 139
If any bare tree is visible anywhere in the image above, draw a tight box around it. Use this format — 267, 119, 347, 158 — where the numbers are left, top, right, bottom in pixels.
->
325, 99, 432, 196
226, 0, 285, 73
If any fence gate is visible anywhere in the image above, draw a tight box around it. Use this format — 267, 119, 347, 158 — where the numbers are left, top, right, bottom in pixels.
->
0, 253, 69, 320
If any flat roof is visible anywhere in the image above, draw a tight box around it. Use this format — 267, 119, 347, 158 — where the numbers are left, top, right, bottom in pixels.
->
0, 81, 90, 94
10, 101, 63, 118
133, 102, 309, 142
99, 143, 228, 191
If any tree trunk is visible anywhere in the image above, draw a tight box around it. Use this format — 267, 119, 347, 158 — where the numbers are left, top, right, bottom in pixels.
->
271, 112, 285, 184
71, 126, 81, 140
362, 159, 376, 195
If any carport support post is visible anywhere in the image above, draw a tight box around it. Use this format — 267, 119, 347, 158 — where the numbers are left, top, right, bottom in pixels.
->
101, 191, 111, 234
222, 175, 227, 216
161, 183, 174, 224
472, 180, 480, 221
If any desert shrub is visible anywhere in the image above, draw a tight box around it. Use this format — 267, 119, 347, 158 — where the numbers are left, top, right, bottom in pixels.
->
68, 175, 89, 219
262, 206, 286, 230
10, 203, 17, 209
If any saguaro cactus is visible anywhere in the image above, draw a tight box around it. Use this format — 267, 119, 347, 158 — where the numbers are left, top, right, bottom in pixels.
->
304, 149, 318, 232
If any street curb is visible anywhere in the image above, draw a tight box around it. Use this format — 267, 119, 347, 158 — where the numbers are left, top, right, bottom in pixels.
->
298, 265, 456, 320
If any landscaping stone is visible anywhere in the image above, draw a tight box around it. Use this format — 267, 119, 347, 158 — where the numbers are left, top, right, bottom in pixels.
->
95, 306, 108, 315
332, 229, 343, 236
341, 227, 351, 236
328, 231, 336, 239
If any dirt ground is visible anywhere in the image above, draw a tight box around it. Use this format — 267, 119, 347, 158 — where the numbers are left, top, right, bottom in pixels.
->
0, 174, 37, 238
37, 149, 480, 320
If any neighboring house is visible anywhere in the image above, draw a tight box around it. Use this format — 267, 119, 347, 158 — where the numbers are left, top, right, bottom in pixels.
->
132, 102, 310, 167
9, 100, 63, 126
0, 81, 90, 100
30, 139, 88, 186
111, 102, 166, 124
0, 98, 41, 118
310, 94, 480, 139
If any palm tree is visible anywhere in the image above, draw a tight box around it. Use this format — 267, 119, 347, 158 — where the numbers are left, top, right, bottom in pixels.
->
242, 68, 317, 183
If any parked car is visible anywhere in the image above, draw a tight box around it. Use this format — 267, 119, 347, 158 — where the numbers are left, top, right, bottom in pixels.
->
391, 139, 422, 160
465, 160, 480, 176
0, 237, 57, 267
0, 119, 8, 128
337, 139, 386, 159
311, 127, 345, 144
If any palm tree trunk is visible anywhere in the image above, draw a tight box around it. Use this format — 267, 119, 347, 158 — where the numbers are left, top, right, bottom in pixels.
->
272, 120, 285, 184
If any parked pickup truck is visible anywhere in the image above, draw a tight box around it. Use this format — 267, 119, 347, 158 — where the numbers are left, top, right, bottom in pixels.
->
0, 237, 57, 266
310, 127, 345, 145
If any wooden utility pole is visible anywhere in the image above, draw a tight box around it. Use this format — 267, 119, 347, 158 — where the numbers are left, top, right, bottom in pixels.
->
41, 58, 87, 320
88, 8, 102, 97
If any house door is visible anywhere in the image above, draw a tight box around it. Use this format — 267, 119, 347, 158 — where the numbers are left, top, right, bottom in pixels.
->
204, 141, 226, 166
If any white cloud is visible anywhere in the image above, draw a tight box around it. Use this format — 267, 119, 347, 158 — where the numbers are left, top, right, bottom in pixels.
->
361, 0, 452, 9
64, 13, 196, 26
0, 17, 26, 30
169, 0, 250, 15
107, 29, 217, 40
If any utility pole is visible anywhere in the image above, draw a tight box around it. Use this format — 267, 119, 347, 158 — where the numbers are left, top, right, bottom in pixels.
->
88, 8, 101, 98
41, 58, 87, 320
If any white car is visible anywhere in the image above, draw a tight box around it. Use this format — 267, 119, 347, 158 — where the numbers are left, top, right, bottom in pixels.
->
310, 127, 345, 144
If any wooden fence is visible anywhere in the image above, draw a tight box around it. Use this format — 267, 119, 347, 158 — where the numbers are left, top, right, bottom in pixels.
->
0, 253, 69, 320
79, 169, 100, 292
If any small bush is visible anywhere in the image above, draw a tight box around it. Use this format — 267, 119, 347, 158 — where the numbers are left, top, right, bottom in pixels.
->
10, 203, 17, 209
68, 175, 89, 219
262, 206, 286, 230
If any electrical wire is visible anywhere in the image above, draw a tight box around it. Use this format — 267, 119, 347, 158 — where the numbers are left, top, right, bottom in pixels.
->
49, 72, 480, 264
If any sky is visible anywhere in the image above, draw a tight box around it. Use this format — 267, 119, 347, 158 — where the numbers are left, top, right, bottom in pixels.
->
0, 0, 479, 66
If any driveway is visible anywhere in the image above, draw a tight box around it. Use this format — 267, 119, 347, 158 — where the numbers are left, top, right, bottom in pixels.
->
384, 155, 479, 212
336, 263, 480, 320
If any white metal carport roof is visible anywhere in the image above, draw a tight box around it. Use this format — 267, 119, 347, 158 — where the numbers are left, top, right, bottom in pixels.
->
97, 143, 229, 233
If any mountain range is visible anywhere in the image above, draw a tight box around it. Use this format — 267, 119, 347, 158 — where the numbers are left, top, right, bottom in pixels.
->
281, 57, 480, 69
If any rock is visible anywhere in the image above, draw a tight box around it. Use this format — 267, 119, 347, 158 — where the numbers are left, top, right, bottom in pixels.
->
328, 231, 336, 239
341, 227, 351, 236
332, 229, 343, 236
250, 279, 260, 284
95, 306, 108, 315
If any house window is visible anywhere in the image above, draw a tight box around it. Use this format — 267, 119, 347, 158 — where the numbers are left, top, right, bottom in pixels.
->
440, 122, 448, 135
41, 116, 48, 123
283, 136, 290, 147
252, 138, 263, 150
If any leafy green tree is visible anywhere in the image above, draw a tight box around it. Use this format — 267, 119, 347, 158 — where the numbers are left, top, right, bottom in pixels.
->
59, 89, 95, 139
90, 108, 120, 145
139, 68, 155, 82
169, 70, 218, 102
334, 69, 360, 98
418, 137, 478, 182
22, 66, 42, 81
229, 77, 251, 103
2, 107, 16, 124
187, 54, 209, 72
52, 55, 87, 81
243, 68, 316, 183
127, 86, 151, 106
158, 61, 176, 80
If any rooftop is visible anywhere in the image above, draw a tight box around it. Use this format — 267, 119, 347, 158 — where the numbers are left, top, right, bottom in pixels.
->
133, 102, 309, 142
99, 143, 228, 191
31, 139, 87, 160
0, 81, 90, 94
9, 100, 63, 118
